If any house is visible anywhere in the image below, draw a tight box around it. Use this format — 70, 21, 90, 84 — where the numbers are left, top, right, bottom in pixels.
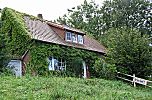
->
1, 8, 106, 78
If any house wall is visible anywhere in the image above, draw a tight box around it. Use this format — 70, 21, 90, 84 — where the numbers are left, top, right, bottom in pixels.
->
51, 26, 65, 40
19, 44, 103, 77
26, 41, 103, 77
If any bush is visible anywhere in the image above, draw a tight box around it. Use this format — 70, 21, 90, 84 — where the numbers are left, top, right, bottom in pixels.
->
45, 70, 76, 78
94, 58, 116, 80
0, 67, 13, 76
106, 27, 152, 78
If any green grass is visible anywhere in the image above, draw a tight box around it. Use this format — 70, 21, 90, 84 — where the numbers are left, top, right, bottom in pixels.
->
0, 76, 151, 100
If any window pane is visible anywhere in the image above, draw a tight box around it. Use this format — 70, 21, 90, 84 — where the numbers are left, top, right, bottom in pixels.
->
48, 57, 66, 71
48, 57, 53, 70
66, 32, 72, 41
72, 33, 77, 43
78, 35, 83, 44
54, 59, 59, 70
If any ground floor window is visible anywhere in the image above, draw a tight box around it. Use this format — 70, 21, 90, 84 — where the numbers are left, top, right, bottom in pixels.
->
48, 57, 66, 71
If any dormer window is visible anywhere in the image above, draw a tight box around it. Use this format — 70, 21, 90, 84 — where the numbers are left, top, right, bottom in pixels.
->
78, 35, 84, 44
65, 31, 84, 44
66, 32, 72, 41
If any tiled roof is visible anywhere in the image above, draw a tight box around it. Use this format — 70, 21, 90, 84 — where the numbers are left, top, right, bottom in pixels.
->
24, 16, 106, 54
47, 22, 85, 35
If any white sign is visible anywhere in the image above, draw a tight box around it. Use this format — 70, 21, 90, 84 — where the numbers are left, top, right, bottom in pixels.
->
134, 77, 148, 85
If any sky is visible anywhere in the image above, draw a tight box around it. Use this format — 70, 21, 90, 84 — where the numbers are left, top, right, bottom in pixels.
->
0, 0, 104, 20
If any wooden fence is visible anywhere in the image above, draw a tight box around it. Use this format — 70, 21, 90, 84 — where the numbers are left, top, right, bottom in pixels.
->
117, 72, 152, 88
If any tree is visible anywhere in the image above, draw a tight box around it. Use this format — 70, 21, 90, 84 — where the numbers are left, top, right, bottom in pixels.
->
101, 0, 152, 35
106, 27, 152, 78
56, 0, 103, 39
100, 0, 152, 47
57, 0, 152, 41
56, 0, 152, 78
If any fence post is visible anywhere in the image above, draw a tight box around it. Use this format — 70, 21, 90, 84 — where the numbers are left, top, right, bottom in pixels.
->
133, 74, 136, 87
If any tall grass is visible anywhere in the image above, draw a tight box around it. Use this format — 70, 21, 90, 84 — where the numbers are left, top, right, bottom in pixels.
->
0, 76, 151, 100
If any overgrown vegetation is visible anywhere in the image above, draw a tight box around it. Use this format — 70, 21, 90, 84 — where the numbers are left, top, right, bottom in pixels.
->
0, 7, 103, 78
0, 8, 8, 73
1, 7, 31, 57
106, 27, 152, 78
57, 0, 152, 39
0, 76, 152, 100
93, 58, 116, 79
28, 41, 99, 77
1, 0, 152, 79
57, 0, 152, 79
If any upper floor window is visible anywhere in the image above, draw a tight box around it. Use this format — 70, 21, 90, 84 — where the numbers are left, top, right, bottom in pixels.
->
72, 33, 77, 43
66, 32, 72, 41
65, 31, 84, 44
78, 35, 84, 44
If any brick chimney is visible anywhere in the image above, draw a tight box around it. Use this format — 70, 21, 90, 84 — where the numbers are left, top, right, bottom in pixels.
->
37, 14, 43, 19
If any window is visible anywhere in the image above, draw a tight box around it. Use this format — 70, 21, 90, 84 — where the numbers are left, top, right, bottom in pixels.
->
65, 31, 84, 44
72, 33, 77, 43
66, 32, 72, 41
78, 35, 84, 44
48, 57, 66, 71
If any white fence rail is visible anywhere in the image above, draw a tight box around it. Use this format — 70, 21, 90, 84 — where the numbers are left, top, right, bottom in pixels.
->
117, 72, 152, 88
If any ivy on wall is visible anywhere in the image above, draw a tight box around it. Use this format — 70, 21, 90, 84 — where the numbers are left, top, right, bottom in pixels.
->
28, 40, 100, 77
1, 7, 32, 58
1, 7, 101, 77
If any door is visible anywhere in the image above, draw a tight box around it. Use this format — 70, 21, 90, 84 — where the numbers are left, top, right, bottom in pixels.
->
7, 60, 22, 77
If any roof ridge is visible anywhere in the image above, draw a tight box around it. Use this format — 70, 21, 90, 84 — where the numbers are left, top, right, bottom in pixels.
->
47, 22, 85, 35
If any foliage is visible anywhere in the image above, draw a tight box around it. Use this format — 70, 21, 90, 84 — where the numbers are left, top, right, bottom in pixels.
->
0, 9, 8, 71
94, 58, 116, 79
0, 76, 152, 99
1, 7, 100, 77
57, 0, 152, 44
70, 57, 83, 77
28, 41, 98, 77
1, 7, 32, 58
0, 67, 13, 76
106, 27, 152, 78
101, 0, 152, 35
56, 0, 103, 39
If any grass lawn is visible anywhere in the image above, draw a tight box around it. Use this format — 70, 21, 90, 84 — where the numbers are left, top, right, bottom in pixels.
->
0, 76, 151, 100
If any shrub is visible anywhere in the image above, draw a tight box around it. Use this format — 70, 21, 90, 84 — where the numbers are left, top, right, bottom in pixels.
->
94, 58, 116, 79
106, 27, 152, 78
0, 67, 13, 76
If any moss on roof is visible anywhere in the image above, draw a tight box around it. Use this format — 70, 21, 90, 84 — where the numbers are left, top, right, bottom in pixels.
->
1, 7, 42, 29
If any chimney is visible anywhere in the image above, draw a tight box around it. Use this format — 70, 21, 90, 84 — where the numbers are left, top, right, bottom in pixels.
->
37, 14, 43, 19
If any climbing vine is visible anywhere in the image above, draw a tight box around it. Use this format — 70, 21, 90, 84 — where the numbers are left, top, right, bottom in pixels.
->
28, 40, 100, 77
1, 7, 31, 57
1, 7, 101, 77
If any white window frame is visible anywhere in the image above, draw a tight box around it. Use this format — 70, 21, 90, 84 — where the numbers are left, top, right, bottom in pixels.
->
48, 57, 66, 71
78, 35, 84, 44
66, 32, 72, 41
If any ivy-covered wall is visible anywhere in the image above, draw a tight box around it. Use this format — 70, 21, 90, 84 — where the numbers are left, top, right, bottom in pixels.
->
1, 7, 32, 58
28, 40, 100, 77
1, 7, 102, 77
